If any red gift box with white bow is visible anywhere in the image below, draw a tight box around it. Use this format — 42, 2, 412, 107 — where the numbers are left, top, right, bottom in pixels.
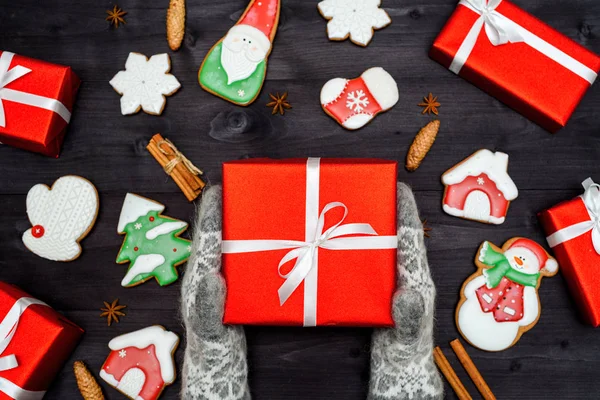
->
538, 179, 600, 326
430, 0, 600, 132
0, 51, 80, 157
0, 282, 83, 400
222, 158, 398, 327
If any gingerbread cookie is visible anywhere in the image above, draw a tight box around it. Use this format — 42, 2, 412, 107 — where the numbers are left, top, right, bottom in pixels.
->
100, 325, 179, 400
116, 194, 191, 287
321, 67, 398, 130
110, 52, 181, 115
318, 0, 391, 47
441, 149, 518, 225
198, 0, 280, 106
22, 175, 99, 262
456, 238, 558, 352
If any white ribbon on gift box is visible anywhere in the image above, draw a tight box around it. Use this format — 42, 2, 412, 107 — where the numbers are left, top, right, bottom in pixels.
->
222, 157, 398, 327
449, 0, 598, 85
0, 51, 71, 128
0, 297, 49, 400
546, 178, 600, 254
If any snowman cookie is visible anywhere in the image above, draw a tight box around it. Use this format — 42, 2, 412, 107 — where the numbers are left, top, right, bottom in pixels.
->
321, 67, 399, 130
456, 238, 558, 352
22, 176, 99, 262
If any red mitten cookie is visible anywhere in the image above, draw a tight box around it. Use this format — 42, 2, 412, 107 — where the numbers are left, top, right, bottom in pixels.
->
320, 67, 398, 130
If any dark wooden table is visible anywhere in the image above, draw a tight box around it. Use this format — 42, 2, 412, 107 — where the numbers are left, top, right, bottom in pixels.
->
1, 0, 600, 399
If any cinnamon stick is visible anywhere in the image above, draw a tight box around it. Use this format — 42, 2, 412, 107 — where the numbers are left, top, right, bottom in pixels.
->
152, 134, 203, 191
450, 339, 496, 400
433, 346, 472, 400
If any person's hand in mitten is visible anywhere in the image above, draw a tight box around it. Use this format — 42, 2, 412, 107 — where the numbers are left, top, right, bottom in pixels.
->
180, 186, 250, 400
368, 183, 444, 400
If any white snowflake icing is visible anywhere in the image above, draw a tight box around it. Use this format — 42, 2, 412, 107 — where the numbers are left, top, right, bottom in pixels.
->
134, 223, 142, 230
110, 52, 181, 115
318, 0, 391, 46
237, 89, 246, 97
477, 177, 485, 185
346, 90, 369, 112
119, 349, 127, 358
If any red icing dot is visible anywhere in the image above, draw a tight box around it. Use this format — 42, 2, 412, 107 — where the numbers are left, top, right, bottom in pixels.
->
149, 216, 155, 222
32, 225, 45, 238
134, 247, 139, 251
173, 248, 177, 252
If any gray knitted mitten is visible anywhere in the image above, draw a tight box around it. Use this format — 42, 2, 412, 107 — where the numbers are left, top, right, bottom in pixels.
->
181, 184, 443, 400
368, 183, 444, 400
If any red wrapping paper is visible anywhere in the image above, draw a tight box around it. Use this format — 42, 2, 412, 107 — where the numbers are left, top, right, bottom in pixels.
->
430, 1, 600, 132
222, 158, 397, 327
539, 196, 600, 326
0, 282, 83, 399
0, 51, 80, 157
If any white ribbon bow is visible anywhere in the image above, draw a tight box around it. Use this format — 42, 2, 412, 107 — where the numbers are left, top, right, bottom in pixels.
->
547, 178, 600, 254
222, 158, 398, 326
0, 51, 72, 128
0, 297, 48, 400
449, 0, 597, 84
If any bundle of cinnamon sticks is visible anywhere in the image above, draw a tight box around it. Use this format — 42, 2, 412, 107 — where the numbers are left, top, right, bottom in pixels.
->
147, 134, 205, 201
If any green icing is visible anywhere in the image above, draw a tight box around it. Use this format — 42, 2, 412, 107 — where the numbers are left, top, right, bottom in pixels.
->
480, 242, 540, 288
116, 210, 191, 287
199, 42, 266, 105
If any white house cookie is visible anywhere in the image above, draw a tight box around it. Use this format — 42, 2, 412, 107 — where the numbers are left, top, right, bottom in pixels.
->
110, 52, 181, 115
456, 238, 558, 352
22, 175, 99, 262
100, 325, 179, 400
318, 0, 391, 47
441, 149, 518, 224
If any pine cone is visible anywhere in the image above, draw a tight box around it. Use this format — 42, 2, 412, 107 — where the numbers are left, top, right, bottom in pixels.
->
73, 361, 104, 400
167, 0, 186, 51
406, 120, 440, 171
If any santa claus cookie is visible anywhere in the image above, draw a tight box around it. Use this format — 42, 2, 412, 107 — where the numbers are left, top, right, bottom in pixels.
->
318, 0, 391, 47
442, 149, 518, 225
456, 238, 558, 352
198, 0, 280, 106
100, 325, 179, 400
321, 67, 398, 130
22, 176, 99, 262
110, 52, 181, 115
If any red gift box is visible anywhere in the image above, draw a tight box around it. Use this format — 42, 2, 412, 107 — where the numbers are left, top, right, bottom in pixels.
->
0, 51, 80, 157
538, 179, 600, 326
222, 158, 398, 327
0, 282, 83, 399
430, 0, 600, 132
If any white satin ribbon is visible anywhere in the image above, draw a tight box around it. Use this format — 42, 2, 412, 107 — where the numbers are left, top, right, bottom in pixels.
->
0, 51, 71, 128
449, 0, 598, 85
222, 157, 398, 327
547, 178, 600, 254
0, 297, 49, 400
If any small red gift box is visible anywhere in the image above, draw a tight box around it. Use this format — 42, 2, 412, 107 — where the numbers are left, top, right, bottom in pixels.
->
0, 282, 83, 399
538, 179, 600, 326
222, 158, 398, 327
430, 0, 600, 132
0, 51, 80, 157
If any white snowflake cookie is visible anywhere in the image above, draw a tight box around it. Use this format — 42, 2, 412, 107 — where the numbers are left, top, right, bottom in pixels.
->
110, 52, 181, 116
318, 0, 392, 47
321, 67, 399, 130
22, 176, 99, 262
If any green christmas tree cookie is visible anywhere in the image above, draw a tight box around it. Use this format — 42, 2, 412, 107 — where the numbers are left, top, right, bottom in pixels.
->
116, 193, 191, 287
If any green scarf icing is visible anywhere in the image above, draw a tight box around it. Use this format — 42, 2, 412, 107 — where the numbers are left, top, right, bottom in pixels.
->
485, 260, 540, 288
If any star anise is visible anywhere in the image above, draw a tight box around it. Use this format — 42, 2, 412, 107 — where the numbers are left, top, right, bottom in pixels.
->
266, 92, 292, 115
422, 219, 432, 238
419, 93, 440, 115
106, 5, 127, 28
100, 299, 126, 326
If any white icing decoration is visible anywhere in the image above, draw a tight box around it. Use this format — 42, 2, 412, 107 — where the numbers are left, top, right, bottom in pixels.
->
99, 369, 119, 387
237, 89, 246, 97
442, 149, 519, 200
110, 53, 181, 115
477, 177, 485, 185
117, 368, 145, 399
22, 176, 98, 262
145, 221, 187, 240
343, 114, 373, 130
482, 293, 493, 304
346, 90, 369, 112
361, 67, 399, 110
318, 0, 391, 46
221, 25, 271, 84
108, 325, 179, 383
503, 306, 516, 316
119, 349, 127, 358
443, 204, 506, 225
521, 286, 540, 326
320, 78, 348, 105
118, 193, 164, 233
463, 190, 491, 223
121, 254, 166, 287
